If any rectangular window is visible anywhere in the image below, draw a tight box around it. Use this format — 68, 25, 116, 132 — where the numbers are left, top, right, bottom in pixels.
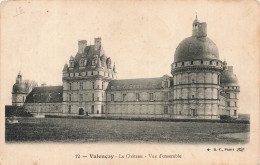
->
149, 93, 154, 101
201, 61, 203, 64
235, 93, 237, 99
102, 93, 104, 98
192, 95, 195, 99
164, 106, 168, 114
102, 82, 104, 90
68, 105, 71, 114
69, 94, 72, 102
91, 105, 94, 113
136, 93, 140, 101
165, 81, 168, 87
92, 93, 94, 101
92, 82, 95, 89
111, 94, 114, 101
80, 82, 83, 90
69, 83, 72, 90
227, 93, 230, 98
191, 61, 193, 65
227, 110, 230, 115
227, 101, 230, 106
234, 110, 237, 116
235, 102, 237, 107
97, 97, 99, 101
191, 109, 196, 116
123, 94, 126, 101
80, 94, 83, 102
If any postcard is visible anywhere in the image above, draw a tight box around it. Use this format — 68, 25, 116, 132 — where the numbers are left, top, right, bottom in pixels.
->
0, 0, 259, 164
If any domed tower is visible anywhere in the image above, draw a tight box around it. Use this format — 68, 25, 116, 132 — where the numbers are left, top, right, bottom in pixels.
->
171, 17, 223, 119
62, 38, 117, 116
220, 61, 239, 118
12, 72, 29, 106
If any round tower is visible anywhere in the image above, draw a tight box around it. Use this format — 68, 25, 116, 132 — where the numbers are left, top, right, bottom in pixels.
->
171, 17, 223, 119
12, 72, 29, 106
220, 62, 239, 118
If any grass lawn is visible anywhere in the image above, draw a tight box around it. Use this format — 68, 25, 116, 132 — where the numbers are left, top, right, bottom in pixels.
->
5, 117, 249, 144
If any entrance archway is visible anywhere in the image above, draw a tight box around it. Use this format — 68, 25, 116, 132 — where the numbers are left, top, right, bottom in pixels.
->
79, 108, 84, 115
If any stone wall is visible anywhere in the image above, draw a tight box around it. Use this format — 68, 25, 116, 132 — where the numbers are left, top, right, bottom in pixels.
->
24, 103, 63, 114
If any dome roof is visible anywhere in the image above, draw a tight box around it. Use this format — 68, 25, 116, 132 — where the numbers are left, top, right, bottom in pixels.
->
12, 83, 28, 94
174, 36, 219, 62
221, 69, 238, 86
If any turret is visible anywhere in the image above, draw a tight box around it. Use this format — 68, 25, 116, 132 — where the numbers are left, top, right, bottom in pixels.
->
192, 14, 207, 38
113, 62, 116, 72
16, 71, 22, 84
12, 72, 29, 106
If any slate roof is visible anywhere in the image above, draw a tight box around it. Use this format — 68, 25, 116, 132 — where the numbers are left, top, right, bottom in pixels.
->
12, 82, 30, 94
220, 68, 238, 86
107, 77, 164, 91
174, 36, 219, 63
67, 44, 113, 73
25, 86, 63, 103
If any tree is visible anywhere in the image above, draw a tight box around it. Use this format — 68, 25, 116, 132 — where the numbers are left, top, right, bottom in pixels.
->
24, 80, 38, 93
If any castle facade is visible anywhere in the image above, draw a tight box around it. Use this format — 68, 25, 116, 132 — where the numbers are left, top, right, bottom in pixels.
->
13, 18, 240, 119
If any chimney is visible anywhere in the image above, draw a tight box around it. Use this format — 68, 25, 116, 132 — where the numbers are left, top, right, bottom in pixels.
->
78, 40, 87, 54
41, 82, 46, 87
94, 38, 101, 50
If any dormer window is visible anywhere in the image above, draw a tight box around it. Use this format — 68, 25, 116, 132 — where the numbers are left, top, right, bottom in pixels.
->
80, 59, 86, 67
92, 60, 95, 66
182, 62, 184, 66
69, 61, 74, 68
201, 61, 203, 64
210, 61, 213, 65
191, 61, 193, 65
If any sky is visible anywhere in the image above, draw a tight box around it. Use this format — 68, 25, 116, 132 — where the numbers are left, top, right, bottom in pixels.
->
1, 0, 259, 114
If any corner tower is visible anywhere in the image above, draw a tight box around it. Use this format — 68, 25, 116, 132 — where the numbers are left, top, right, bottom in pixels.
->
171, 17, 223, 119
220, 61, 240, 118
12, 72, 29, 106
